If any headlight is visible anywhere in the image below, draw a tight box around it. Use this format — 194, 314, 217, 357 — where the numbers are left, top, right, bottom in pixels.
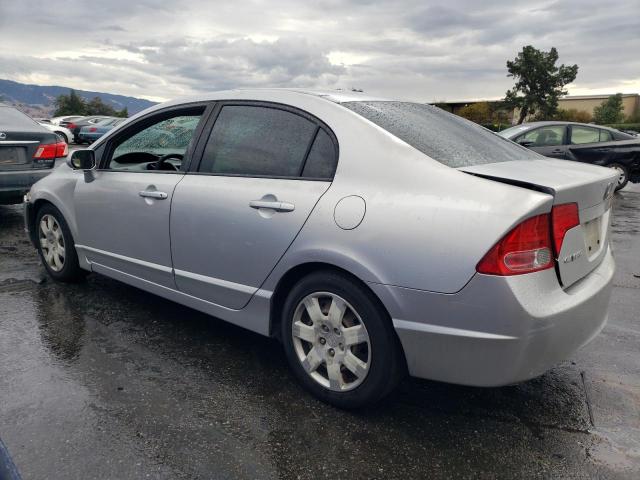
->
24, 191, 32, 203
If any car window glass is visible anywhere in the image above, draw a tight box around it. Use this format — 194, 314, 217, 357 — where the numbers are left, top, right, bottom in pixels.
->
302, 129, 338, 179
342, 101, 540, 167
571, 126, 600, 144
519, 126, 565, 146
599, 129, 613, 142
108, 113, 203, 171
199, 105, 316, 177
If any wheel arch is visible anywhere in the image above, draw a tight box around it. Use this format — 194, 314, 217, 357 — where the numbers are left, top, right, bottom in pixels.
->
269, 262, 399, 345
269, 261, 409, 383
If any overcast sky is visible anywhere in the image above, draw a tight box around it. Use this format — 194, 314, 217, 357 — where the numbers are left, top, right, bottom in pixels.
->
0, 0, 638, 102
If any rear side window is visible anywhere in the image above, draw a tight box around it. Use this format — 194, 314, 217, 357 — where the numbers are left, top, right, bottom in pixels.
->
302, 129, 338, 178
599, 129, 613, 142
200, 106, 317, 177
342, 101, 539, 167
570, 126, 600, 144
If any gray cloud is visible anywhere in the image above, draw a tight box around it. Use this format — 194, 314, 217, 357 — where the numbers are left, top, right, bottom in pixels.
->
0, 0, 637, 102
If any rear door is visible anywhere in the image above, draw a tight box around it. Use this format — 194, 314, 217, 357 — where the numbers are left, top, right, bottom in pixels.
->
170, 102, 337, 309
516, 125, 568, 158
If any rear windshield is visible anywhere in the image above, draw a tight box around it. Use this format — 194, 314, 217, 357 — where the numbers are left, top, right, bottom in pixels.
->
342, 101, 539, 167
0, 105, 42, 131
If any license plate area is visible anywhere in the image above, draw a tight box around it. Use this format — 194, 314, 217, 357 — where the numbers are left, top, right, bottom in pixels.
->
583, 217, 602, 258
0, 147, 28, 166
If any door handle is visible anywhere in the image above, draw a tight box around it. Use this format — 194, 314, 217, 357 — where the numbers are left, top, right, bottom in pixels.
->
551, 149, 565, 154
139, 190, 168, 199
249, 200, 295, 212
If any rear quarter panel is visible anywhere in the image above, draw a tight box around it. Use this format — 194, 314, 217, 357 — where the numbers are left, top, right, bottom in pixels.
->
258, 101, 555, 294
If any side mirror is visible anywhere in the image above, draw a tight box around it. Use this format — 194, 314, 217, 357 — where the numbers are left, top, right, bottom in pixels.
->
517, 139, 535, 147
68, 149, 96, 170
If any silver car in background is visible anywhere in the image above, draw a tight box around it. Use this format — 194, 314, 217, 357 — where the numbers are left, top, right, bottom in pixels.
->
24, 89, 617, 407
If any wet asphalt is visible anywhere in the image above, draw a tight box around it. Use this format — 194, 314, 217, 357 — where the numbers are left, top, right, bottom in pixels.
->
0, 178, 639, 479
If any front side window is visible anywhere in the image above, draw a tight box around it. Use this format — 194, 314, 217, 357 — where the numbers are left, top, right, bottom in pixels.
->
108, 111, 203, 171
570, 126, 600, 145
518, 126, 565, 147
199, 105, 317, 177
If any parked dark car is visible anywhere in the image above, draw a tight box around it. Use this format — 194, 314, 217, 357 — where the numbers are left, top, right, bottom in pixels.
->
64, 116, 113, 143
0, 103, 67, 205
78, 117, 125, 143
499, 121, 640, 190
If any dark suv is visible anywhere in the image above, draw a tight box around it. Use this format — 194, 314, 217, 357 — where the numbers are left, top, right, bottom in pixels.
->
0, 104, 68, 205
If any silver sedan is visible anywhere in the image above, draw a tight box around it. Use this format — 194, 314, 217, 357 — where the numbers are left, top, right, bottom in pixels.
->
24, 89, 617, 407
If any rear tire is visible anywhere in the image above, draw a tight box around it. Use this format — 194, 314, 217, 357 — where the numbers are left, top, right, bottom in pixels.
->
281, 270, 404, 408
609, 163, 629, 190
54, 131, 69, 144
35, 204, 87, 282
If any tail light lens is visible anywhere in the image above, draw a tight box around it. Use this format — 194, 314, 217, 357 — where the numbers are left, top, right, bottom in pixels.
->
477, 214, 553, 276
89, 127, 97, 132
551, 203, 580, 254
33, 141, 68, 160
66, 123, 76, 130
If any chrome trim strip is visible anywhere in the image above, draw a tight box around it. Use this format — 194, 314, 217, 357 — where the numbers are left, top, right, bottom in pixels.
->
174, 268, 257, 295
75, 244, 173, 273
393, 319, 518, 340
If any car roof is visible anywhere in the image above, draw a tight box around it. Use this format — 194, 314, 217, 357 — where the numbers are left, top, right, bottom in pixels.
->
157, 88, 390, 107
518, 121, 618, 131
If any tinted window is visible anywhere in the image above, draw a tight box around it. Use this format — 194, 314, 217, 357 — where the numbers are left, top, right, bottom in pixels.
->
519, 126, 565, 146
599, 129, 613, 142
0, 105, 43, 131
302, 129, 337, 178
343, 101, 539, 167
109, 113, 203, 171
200, 106, 316, 177
570, 126, 600, 144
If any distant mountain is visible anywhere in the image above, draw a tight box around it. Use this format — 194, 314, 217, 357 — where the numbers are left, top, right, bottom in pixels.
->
0, 79, 157, 117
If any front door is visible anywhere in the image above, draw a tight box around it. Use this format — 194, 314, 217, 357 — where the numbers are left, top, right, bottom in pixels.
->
171, 103, 338, 309
74, 106, 208, 288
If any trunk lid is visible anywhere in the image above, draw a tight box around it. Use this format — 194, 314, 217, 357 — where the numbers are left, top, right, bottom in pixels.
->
459, 158, 618, 288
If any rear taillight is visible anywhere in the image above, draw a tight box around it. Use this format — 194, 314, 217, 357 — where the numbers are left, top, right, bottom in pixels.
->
66, 123, 76, 130
33, 141, 68, 160
476, 214, 553, 276
551, 203, 580, 254
89, 127, 97, 132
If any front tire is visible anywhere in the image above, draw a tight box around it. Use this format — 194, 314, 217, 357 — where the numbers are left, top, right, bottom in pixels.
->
35, 204, 86, 282
281, 270, 404, 408
609, 163, 629, 190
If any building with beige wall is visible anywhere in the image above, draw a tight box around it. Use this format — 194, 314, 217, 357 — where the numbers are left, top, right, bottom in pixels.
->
557, 94, 639, 120
435, 93, 639, 124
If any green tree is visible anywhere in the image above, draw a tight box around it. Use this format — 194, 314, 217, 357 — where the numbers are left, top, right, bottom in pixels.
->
53, 89, 86, 116
593, 93, 624, 124
551, 108, 592, 123
118, 107, 129, 118
85, 96, 117, 116
458, 102, 493, 124
505, 46, 578, 124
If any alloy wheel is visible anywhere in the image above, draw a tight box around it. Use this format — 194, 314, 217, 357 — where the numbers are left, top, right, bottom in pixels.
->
291, 292, 371, 392
611, 165, 627, 186
39, 214, 66, 272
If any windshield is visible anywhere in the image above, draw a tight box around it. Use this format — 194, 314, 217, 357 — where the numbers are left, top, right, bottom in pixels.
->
342, 101, 540, 167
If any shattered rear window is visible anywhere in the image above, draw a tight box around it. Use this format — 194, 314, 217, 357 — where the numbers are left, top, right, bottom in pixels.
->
342, 101, 539, 168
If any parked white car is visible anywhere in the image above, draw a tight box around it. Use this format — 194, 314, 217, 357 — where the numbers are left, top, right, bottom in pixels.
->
49, 115, 84, 126
38, 122, 73, 144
